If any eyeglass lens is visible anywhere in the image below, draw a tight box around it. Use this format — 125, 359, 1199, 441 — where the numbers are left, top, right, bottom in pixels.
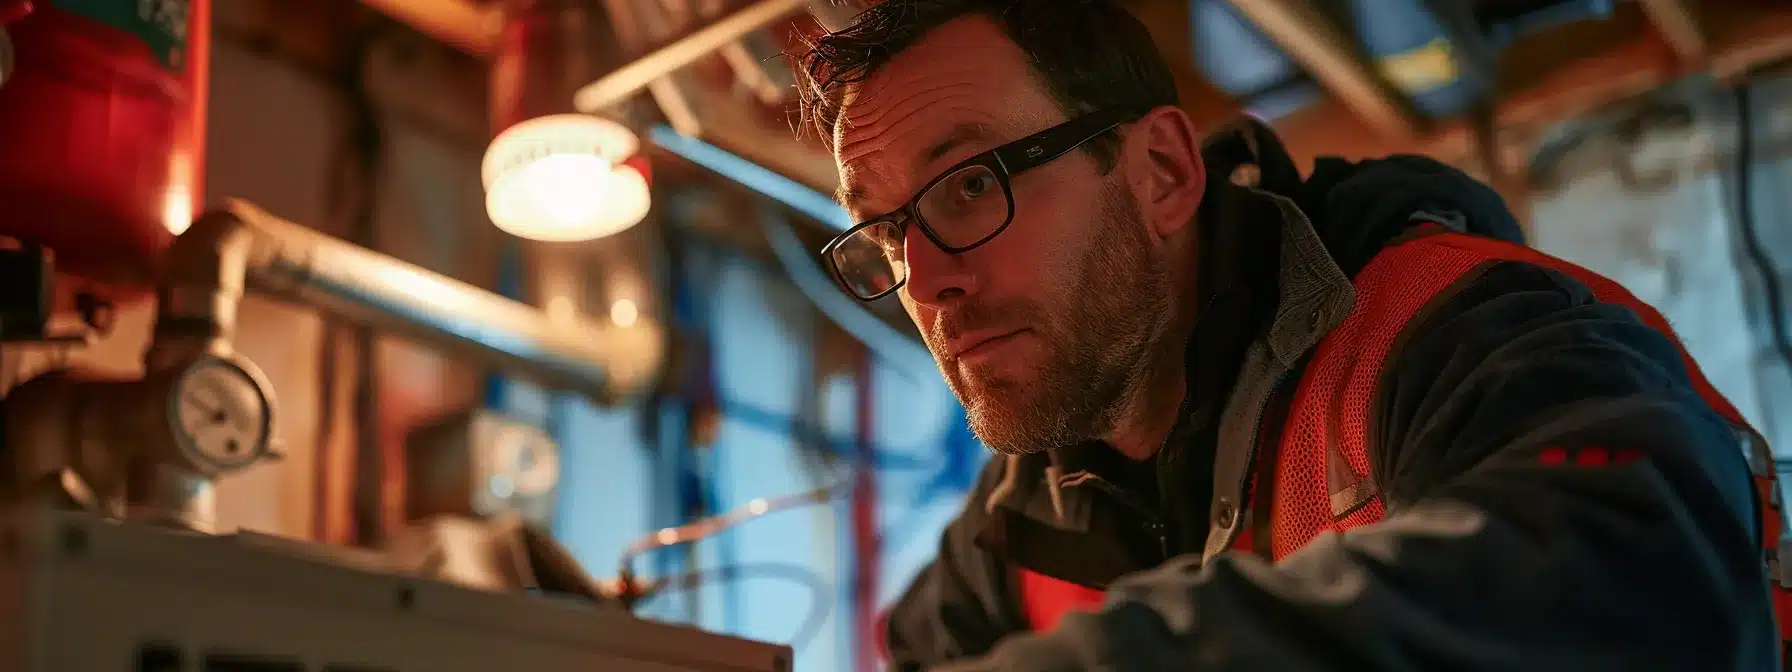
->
829, 164, 1012, 299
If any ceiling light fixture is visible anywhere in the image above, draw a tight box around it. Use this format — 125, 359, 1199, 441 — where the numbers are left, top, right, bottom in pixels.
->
486, 0, 648, 243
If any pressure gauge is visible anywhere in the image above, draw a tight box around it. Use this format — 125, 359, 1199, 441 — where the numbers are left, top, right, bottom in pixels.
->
167, 354, 276, 474
485, 424, 560, 501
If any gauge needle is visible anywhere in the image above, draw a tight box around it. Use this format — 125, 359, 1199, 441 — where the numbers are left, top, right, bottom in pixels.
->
181, 394, 229, 425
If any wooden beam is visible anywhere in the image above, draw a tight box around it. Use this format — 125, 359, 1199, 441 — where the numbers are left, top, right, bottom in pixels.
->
1225, 0, 1421, 139
573, 0, 806, 113
1273, 35, 1678, 169
358, 0, 500, 56
1269, 4, 1792, 170
1637, 0, 1706, 63
1709, 5, 1792, 81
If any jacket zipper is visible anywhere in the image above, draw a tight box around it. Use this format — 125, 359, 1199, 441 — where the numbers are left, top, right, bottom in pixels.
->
1151, 394, 1195, 560
1071, 474, 1169, 560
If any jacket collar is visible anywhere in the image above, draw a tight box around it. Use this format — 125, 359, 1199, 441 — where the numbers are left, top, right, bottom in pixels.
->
978, 184, 1353, 546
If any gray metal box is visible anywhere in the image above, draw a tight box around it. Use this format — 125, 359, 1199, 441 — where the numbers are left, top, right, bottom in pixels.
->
0, 508, 792, 671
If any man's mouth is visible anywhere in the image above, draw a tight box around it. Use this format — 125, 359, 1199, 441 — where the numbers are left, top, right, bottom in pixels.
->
946, 329, 1029, 362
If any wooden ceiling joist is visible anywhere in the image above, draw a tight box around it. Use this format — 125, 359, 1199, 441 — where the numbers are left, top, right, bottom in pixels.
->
1269, 3, 1792, 167
1637, 0, 1706, 63
1224, 0, 1423, 139
358, 0, 500, 56
353, 0, 1792, 188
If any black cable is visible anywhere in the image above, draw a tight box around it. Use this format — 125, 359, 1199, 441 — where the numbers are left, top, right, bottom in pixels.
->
635, 562, 833, 655
1732, 86, 1792, 404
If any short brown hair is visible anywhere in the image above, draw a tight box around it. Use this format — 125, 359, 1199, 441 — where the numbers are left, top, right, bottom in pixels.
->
792, 0, 1179, 164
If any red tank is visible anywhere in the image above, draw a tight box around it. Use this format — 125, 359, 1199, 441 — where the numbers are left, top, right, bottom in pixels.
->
0, 0, 209, 303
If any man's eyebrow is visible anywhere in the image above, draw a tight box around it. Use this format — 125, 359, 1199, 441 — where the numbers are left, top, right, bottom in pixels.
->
838, 182, 868, 209
837, 122, 996, 211
923, 122, 993, 165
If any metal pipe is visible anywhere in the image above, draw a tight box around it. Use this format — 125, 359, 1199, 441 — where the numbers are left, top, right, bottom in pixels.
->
160, 200, 663, 405
572, 0, 804, 113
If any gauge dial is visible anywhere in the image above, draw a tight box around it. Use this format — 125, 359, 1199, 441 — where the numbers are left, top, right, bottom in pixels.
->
169, 355, 274, 473
487, 425, 560, 501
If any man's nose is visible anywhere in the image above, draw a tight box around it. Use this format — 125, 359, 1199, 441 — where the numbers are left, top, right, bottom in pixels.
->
902, 224, 977, 306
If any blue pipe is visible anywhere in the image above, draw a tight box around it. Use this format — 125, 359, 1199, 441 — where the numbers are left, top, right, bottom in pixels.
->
648, 125, 935, 380
649, 125, 851, 231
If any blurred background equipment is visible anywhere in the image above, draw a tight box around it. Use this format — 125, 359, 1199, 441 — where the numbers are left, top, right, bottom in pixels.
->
0, 506, 791, 671
407, 407, 564, 526
0, 0, 1789, 670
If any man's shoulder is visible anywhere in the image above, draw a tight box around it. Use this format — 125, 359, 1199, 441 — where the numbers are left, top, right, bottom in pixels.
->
1364, 232, 1601, 313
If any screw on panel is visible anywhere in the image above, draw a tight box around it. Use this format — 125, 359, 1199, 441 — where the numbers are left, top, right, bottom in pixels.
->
395, 584, 416, 611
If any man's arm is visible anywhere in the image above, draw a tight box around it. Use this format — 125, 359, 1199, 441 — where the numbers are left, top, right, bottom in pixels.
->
937, 262, 1779, 671
885, 457, 1029, 670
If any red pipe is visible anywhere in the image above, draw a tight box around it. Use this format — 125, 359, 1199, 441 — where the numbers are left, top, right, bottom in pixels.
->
184, 0, 210, 215
851, 346, 881, 672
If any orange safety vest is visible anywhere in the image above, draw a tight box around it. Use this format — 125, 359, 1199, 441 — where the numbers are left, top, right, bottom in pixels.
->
1016, 230, 1789, 645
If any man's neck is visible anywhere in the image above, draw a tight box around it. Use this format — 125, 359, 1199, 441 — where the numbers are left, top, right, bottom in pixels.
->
1102, 305, 1196, 461
1104, 372, 1186, 461
1102, 228, 1201, 462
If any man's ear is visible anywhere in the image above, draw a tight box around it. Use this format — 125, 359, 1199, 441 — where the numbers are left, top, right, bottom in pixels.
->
1124, 106, 1205, 240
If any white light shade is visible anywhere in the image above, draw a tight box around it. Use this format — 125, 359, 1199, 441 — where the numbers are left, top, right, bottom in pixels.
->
482, 114, 651, 242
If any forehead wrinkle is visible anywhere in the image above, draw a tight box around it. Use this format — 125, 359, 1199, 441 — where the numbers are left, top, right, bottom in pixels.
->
830, 33, 1034, 212
841, 78, 987, 148
837, 83, 988, 166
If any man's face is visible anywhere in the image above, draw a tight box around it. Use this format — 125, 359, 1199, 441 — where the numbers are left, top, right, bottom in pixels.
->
833, 16, 1173, 455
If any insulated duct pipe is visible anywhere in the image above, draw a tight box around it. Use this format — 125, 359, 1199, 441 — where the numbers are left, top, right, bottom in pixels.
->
156, 200, 663, 406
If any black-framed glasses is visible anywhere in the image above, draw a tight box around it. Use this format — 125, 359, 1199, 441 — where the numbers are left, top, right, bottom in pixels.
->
820, 108, 1142, 301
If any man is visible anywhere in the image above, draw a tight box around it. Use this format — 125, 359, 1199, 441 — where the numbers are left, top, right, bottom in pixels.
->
795, 1, 1783, 669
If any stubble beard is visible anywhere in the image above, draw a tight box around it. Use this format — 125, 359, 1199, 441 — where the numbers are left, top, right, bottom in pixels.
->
939, 186, 1173, 456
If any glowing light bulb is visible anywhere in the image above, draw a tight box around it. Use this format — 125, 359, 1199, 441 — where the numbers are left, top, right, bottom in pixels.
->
163, 152, 194, 235
482, 115, 650, 242
610, 298, 638, 327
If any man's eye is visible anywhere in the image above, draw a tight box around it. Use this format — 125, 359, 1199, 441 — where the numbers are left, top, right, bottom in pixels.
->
958, 174, 991, 200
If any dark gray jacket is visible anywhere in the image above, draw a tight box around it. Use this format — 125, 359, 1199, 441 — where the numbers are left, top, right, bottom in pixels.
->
884, 153, 1779, 671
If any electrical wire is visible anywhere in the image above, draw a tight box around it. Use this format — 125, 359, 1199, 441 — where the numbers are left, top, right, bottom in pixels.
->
634, 562, 834, 654
615, 480, 846, 586
1731, 86, 1792, 409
